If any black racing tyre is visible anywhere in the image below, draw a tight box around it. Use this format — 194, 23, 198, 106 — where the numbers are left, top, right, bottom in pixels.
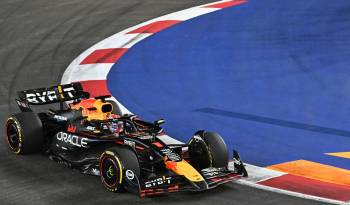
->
99, 146, 140, 192
5, 112, 44, 154
106, 100, 122, 116
202, 132, 228, 168
188, 131, 228, 171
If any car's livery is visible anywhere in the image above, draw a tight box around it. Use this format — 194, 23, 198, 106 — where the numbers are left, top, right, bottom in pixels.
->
5, 82, 248, 197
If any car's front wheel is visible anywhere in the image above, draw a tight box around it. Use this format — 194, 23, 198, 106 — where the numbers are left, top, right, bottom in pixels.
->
99, 146, 140, 192
188, 130, 228, 171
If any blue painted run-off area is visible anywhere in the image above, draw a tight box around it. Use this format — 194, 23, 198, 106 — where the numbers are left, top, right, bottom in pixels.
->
108, 0, 350, 169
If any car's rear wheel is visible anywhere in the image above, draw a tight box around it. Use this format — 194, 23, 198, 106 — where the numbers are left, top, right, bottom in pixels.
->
5, 112, 43, 154
188, 131, 228, 171
99, 146, 140, 192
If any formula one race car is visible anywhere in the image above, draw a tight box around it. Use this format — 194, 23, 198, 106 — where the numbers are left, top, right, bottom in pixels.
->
5, 82, 248, 196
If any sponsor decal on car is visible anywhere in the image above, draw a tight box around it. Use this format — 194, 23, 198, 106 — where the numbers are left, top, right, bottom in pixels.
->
86, 126, 96, 131
201, 167, 226, 178
161, 148, 181, 161
124, 139, 135, 149
25, 86, 75, 104
25, 90, 58, 104
126, 170, 135, 180
56, 131, 88, 148
138, 135, 153, 140
67, 124, 77, 133
53, 115, 68, 121
145, 176, 172, 188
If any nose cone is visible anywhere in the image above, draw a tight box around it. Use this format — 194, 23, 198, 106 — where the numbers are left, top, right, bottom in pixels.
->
191, 180, 209, 191
165, 159, 211, 190
165, 160, 204, 182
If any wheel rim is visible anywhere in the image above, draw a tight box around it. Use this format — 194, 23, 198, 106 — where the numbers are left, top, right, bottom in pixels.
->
6, 122, 20, 152
189, 140, 212, 170
101, 156, 120, 188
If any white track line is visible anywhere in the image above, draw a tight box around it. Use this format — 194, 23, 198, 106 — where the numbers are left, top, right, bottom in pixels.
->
236, 180, 348, 205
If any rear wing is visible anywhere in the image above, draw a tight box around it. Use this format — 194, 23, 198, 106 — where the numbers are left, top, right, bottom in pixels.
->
16, 82, 89, 111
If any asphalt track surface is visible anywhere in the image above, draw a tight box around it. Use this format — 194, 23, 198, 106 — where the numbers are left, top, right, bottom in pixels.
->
0, 1, 326, 205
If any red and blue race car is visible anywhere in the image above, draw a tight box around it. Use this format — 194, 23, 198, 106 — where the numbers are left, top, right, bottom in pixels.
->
5, 82, 248, 196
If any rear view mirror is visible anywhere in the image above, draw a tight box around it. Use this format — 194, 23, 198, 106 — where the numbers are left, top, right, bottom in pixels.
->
154, 119, 165, 126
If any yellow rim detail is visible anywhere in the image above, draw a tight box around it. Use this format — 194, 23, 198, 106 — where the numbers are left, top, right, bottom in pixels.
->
102, 151, 123, 184
114, 155, 123, 184
8, 117, 22, 154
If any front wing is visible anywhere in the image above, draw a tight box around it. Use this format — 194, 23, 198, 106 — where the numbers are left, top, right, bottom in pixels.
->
124, 168, 246, 197
123, 149, 248, 197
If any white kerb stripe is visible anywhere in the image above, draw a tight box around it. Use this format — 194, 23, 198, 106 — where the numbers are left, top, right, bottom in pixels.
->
67, 64, 114, 82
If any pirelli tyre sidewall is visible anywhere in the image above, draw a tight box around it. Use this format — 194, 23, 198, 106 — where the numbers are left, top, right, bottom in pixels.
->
202, 132, 228, 168
189, 131, 228, 171
99, 147, 140, 192
5, 112, 43, 154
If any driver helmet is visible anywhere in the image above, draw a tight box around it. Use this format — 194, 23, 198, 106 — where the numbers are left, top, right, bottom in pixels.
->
106, 121, 118, 133
116, 121, 124, 133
